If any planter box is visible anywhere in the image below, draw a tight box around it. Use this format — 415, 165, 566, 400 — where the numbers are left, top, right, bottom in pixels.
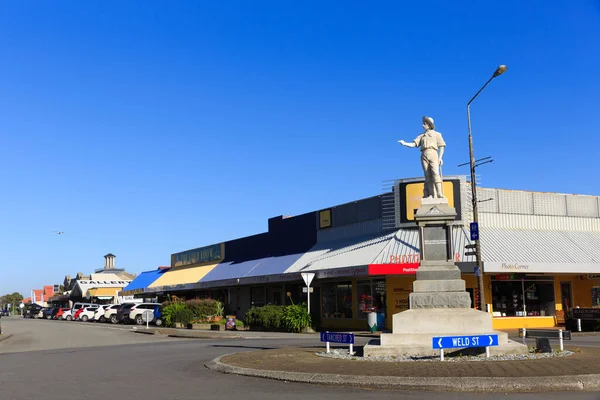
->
186, 324, 212, 330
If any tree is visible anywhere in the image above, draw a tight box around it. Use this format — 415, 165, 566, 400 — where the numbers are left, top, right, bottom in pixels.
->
1, 292, 24, 313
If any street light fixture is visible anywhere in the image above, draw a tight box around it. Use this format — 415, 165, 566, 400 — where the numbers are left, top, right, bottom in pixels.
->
467, 65, 507, 312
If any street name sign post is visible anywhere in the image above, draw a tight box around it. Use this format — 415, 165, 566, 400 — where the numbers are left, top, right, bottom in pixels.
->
301, 272, 315, 315
142, 310, 154, 330
320, 331, 355, 355
432, 334, 499, 360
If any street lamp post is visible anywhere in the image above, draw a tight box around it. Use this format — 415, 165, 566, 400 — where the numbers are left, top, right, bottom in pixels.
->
467, 65, 507, 312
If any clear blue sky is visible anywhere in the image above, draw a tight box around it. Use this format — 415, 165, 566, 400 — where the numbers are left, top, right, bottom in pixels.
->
1, 1, 599, 296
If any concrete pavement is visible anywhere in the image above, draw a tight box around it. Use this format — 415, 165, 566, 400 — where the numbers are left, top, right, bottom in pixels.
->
1, 316, 600, 398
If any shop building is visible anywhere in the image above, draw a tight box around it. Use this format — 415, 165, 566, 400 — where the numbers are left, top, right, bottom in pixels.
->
61, 254, 137, 305
130, 175, 600, 330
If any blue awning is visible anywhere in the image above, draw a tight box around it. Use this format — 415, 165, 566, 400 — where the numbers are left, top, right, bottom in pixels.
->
121, 269, 168, 295
200, 253, 303, 282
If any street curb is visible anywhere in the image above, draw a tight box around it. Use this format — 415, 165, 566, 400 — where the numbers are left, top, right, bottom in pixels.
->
205, 353, 600, 393
0, 334, 13, 343
168, 333, 241, 340
133, 330, 157, 335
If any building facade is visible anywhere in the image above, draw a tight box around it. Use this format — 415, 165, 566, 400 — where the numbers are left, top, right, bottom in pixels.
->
122, 176, 600, 330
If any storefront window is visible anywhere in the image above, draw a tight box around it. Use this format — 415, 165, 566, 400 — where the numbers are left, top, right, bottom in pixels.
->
322, 282, 353, 319
250, 287, 265, 307
491, 276, 555, 317
592, 287, 600, 307
356, 280, 386, 319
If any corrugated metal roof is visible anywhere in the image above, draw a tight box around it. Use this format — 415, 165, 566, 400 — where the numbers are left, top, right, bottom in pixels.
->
244, 254, 304, 277
287, 232, 395, 272
372, 229, 419, 263
479, 227, 600, 263
373, 226, 476, 264
285, 233, 386, 273
287, 227, 476, 273
201, 254, 303, 281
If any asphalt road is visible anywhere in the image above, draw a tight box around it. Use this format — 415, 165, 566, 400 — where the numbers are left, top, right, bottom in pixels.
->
1, 316, 599, 400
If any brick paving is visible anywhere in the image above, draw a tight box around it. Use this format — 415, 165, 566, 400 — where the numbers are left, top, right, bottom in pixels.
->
221, 345, 600, 378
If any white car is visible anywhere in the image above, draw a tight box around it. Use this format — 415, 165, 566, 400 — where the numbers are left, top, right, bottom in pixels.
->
129, 303, 160, 325
102, 304, 123, 323
78, 305, 102, 322
62, 309, 73, 321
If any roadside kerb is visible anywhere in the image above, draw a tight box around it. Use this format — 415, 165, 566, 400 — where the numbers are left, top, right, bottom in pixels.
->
205, 353, 600, 393
133, 328, 241, 340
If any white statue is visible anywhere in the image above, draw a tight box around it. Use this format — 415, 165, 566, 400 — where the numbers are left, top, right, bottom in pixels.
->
398, 116, 446, 199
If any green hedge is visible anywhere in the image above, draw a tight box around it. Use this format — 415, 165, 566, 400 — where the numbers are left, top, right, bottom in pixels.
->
244, 304, 311, 332
161, 298, 224, 327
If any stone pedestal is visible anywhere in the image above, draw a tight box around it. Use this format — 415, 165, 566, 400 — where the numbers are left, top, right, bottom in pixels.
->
363, 198, 527, 357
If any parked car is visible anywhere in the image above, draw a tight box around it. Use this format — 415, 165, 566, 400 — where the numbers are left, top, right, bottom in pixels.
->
23, 304, 43, 318
72, 307, 86, 321
55, 308, 71, 320
71, 302, 94, 317
115, 303, 137, 324
153, 305, 163, 327
62, 309, 73, 321
78, 305, 103, 322
93, 306, 108, 322
42, 307, 57, 320
130, 303, 161, 325
102, 304, 124, 323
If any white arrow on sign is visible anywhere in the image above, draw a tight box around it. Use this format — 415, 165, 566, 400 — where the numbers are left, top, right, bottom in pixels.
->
438, 338, 443, 348
488, 336, 493, 345
301, 272, 315, 287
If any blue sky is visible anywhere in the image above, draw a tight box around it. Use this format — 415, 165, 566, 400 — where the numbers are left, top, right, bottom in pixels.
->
1, 1, 599, 296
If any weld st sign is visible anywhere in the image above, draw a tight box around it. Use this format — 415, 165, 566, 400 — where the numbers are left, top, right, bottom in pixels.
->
432, 334, 499, 349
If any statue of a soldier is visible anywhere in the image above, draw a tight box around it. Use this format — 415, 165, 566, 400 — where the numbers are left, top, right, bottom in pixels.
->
398, 116, 446, 199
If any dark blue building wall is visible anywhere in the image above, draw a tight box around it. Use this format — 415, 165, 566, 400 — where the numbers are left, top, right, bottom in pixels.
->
268, 212, 317, 256
221, 195, 380, 263
223, 232, 270, 262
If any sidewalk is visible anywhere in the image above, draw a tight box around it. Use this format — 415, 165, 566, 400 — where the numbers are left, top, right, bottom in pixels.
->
207, 345, 600, 393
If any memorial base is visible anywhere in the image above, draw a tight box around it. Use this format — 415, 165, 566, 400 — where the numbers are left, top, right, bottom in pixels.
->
363, 308, 528, 357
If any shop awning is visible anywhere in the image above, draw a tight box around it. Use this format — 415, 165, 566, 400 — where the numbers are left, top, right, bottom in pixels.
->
285, 232, 396, 273
479, 227, 600, 273
148, 262, 219, 289
285, 226, 475, 278
86, 287, 122, 299
200, 253, 303, 282
120, 269, 169, 296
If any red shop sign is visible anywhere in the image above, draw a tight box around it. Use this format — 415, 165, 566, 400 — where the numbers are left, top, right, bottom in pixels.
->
368, 264, 419, 275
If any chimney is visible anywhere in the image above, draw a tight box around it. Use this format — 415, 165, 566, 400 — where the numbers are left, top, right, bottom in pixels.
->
104, 253, 116, 269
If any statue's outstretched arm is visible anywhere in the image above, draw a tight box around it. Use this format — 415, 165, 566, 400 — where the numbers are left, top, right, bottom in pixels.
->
398, 140, 416, 148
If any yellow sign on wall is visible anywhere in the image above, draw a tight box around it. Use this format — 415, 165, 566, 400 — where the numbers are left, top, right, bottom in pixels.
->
405, 181, 455, 221
319, 209, 332, 229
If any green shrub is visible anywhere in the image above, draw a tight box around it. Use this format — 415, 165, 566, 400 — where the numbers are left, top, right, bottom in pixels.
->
244, 305, 285, 331
282, 304, 312, 333
162, 301, 194, 327
185, 299, 219, 320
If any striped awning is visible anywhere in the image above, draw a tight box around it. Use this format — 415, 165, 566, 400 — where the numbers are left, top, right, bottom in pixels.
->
86, 287, 122, 299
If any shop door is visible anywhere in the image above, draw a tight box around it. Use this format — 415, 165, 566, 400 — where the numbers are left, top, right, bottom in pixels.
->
560, 282, 573, 312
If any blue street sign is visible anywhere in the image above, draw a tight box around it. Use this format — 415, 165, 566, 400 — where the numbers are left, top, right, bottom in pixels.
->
470, 222, 479, 241
432, 334, 498, 350
474, 266, 481, 277
320, 332, 354, 344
